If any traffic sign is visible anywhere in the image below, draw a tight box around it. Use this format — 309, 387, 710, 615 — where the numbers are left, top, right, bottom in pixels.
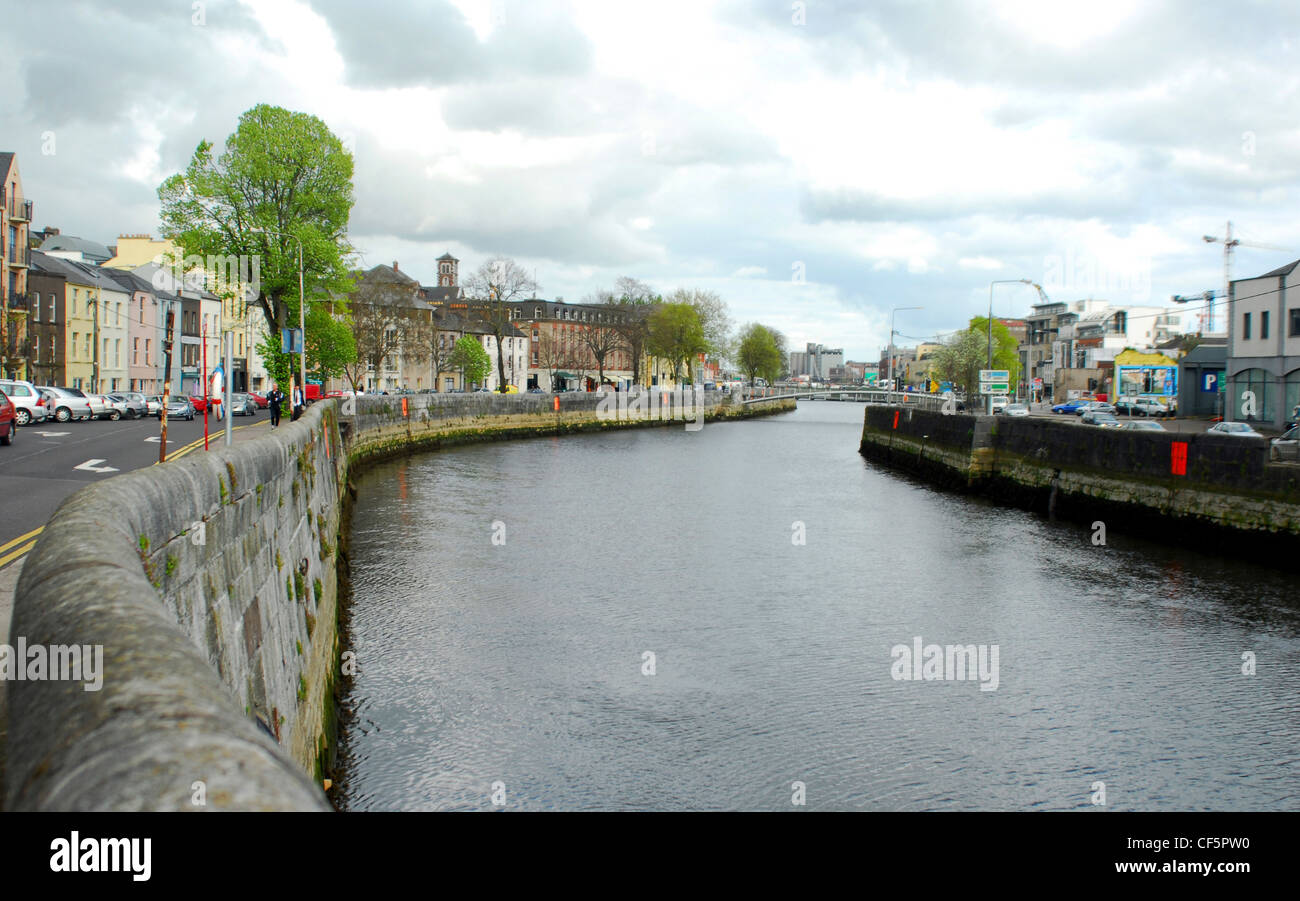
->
980, 383, 1009, 394
979, 369, 1009, 381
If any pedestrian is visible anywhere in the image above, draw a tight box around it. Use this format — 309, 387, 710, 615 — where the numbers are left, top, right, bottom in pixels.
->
291, 380, 304, 422
268, 382, 282, 428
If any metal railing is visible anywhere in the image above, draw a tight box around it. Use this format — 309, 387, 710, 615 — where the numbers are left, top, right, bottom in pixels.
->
9, 199, 33, 222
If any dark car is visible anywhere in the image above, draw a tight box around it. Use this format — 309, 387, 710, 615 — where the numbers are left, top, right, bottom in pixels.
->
0, 389, 15, 445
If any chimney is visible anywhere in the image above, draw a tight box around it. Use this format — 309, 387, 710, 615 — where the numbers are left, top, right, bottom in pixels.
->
393, 260, 399, 271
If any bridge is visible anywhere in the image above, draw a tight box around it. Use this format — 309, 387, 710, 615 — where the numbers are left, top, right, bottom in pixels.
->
737, 387, 947, 411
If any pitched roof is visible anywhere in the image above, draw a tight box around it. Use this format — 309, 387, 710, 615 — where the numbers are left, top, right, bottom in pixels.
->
0, 152, 13, 179
419, 285, 465, 305
1255, 259, 1300, 279
100, 266, 157, 295
39, 233, 113, 263
436, 252, 458, 261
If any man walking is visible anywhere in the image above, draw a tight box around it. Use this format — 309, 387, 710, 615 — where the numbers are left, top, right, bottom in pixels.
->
291, 379, 305, 422
268, 382, 282, 428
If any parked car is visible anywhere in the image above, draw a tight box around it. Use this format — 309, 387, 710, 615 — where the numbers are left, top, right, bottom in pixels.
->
0, 379, 48, 425
991, 395, 1009, 413
36, 386, 95, 422
229, 393, 258, 416
1001, 403, 1030, 417
502, 385, 520, 394
91, 395, 127, 420
1078, 401, 1116, 416
1122, 420, 1167, 432
1114, 397, 1167, 418
247, 391, 269, 409
1082, 411, 1123, 428
0, 390, 15, 445
1269, 426, 1300, 461
189, 394, 208, 413
1208, 421, 1263, 438
1051, 398, 1092, 415
109, 392, 150, 419
143, 395, 165, 415
160, 397, 196, 421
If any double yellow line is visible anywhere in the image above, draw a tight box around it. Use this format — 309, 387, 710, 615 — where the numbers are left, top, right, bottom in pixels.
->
0, 419, 268, 569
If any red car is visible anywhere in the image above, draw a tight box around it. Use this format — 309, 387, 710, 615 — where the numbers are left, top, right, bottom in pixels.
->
248, 391, 268, 409
0, 390, 15, 445
189, 394, 208, 413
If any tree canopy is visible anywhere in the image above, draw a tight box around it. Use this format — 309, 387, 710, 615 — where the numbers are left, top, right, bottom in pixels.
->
449, 335, 492, 388
158, 103, 357, 390
736, 323, 783, 385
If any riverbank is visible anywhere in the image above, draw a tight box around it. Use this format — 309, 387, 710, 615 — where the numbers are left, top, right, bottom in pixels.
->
859, 405, 1300, 566
3, 391, 792, 810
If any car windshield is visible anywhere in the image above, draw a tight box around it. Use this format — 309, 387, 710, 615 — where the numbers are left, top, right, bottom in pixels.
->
1093, 413, 1117, 421
1223, 423, 1252, 432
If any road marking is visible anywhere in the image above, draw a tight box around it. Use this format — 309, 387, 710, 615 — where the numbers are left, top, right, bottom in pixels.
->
74, 459, 120, 473
33, 431, 70, 437
0, 526, 44, 555
145, 436, 161, 442
0, 538, 37, 569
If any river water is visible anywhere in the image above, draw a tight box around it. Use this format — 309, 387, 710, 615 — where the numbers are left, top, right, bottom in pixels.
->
338, 401, 1300, 811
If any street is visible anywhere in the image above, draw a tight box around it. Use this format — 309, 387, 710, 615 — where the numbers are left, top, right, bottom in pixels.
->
0, 412, 271, 568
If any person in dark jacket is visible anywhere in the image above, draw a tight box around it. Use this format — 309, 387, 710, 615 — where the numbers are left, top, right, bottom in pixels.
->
268, 382, 283, 428
291, 380, 305, 422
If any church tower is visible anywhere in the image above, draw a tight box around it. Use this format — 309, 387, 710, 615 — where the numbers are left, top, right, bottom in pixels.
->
436, 252, 458, 287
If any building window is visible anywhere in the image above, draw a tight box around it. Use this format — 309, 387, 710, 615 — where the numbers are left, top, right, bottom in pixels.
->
72, 332, 79, 359
133, 338, 138, 364
1262, 311, 1270, 340
1243, 312, 1251, 340
145, 339, 151, 364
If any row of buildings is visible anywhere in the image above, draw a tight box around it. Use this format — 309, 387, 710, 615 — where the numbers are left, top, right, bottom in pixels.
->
4, 151, 260, 396
880, 265, 1300, 429
1, 148, 710, 399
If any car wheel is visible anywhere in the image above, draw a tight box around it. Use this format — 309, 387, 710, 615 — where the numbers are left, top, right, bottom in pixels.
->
110, 411, 121, 421
55, 406, 71, 422
15, 409, 30, 426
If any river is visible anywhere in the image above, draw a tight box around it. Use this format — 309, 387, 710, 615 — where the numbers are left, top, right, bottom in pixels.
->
337, 401, 1300, 811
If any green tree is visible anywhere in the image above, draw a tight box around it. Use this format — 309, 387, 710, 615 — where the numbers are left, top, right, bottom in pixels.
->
736, 323, 782, 386
646, 302, 709, 383
158, 103, 357, 393
304, 305, 357, 382
449, 335, 492, 388
968, 316, 1021, 388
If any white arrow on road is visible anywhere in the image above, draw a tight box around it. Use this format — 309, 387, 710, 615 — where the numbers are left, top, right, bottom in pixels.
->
74, 459, 119, 473
33, 431, 70, 437
145, 436, 161, 442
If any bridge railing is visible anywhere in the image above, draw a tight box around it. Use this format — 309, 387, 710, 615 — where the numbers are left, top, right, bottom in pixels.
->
737, 387, 946, 411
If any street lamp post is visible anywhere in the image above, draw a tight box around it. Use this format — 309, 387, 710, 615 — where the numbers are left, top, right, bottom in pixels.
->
888, 306, 923, 402
256, 229, 305, 402
986, 279, 1034, 414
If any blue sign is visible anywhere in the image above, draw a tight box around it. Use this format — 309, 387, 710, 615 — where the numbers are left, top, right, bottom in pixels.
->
281, 328, 303, 354
1201, 371, 1224, 393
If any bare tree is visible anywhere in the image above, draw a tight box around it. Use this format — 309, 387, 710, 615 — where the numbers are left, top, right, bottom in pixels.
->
608, 277, 658, 388
463, 256, 538, 392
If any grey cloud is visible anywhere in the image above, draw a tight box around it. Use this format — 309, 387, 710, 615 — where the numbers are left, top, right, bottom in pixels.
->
306, 0, 592, 89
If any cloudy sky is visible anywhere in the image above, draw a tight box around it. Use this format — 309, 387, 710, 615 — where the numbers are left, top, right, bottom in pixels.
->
4, 0, 1300, 360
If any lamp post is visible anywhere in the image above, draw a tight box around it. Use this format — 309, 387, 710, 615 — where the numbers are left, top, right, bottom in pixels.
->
255, 229, 305, 401
986, 279, 1034, 414
888, 306, 923, 401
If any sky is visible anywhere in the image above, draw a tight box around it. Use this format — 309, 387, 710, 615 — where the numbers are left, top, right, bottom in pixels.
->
4, 0, 1300, 361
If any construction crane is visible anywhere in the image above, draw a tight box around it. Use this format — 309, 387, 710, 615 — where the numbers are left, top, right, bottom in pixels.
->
1201, 221, 1292, 332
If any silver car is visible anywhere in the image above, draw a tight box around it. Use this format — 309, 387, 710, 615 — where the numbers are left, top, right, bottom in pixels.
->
109, 392, 150, 419
1208, 421, 1264, 438
1270, 426, 1300, 462
0, 379, 49, 425
36, 386, 95, 422
229, 393, 258, 416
